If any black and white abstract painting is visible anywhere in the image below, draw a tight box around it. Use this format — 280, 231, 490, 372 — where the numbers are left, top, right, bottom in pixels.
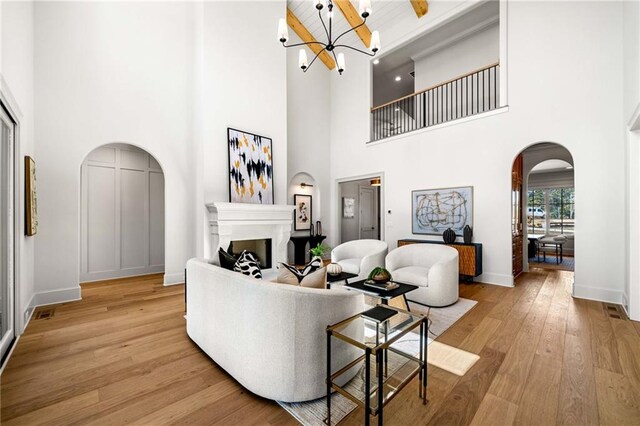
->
228, 128, 273, 204
412, 186, 473, 235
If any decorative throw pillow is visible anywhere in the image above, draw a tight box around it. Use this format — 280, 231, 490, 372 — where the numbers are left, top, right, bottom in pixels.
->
234, 251, 262, 279
299, 267, 327, 289
277, 266, 327, 289
218, 247, 238, 271
279, 258, 322, 282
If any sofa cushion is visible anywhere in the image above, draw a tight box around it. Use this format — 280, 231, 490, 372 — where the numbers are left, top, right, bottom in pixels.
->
234, 251, 262, 279
392, 266, 429, 287
338, 258, 361, 274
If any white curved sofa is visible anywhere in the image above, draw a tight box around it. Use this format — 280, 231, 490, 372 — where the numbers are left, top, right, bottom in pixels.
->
386, 244, 459, 307
330, 239, 389, 282
186, 258, 365, 402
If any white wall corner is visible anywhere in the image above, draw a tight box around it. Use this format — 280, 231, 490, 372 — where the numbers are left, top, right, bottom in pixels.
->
164, 271, 185, 286
34, 287, 82, 307
477, 272, 514, 287
573, 285, 623, 305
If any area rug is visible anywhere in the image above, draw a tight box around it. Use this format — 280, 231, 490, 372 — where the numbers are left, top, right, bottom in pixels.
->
277, 297, 478, 426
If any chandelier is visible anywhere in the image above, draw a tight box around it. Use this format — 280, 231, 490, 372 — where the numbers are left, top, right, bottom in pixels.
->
278, 0, 381, 75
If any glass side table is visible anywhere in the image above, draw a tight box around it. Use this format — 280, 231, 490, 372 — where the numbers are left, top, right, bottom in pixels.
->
326, 305, 428, 426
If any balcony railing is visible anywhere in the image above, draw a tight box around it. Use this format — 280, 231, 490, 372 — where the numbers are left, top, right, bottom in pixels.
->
370, 62, 500, 142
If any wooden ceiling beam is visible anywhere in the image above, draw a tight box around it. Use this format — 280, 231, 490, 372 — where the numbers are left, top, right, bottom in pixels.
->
333, 0, 372, 48
410, 0, 429, 18
287, 8, 336, 70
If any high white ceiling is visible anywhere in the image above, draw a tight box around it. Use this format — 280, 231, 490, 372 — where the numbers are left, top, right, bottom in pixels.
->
287, 1, 414, 54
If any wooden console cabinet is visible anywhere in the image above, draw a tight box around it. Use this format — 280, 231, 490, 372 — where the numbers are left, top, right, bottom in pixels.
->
397, 239, 483, 281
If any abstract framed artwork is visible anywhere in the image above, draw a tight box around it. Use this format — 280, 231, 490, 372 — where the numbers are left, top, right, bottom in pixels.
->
343, 197, 355, 218
294, 194, 312, 231
412, 186, 473, 236
25, 156, 38, 236
228, 128, 273, 204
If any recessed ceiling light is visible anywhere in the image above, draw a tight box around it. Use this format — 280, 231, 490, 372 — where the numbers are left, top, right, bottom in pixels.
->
395, 76, 402, 82
373, 59, 380, 65
565, 165, 573, 170
394, 107, 399, 112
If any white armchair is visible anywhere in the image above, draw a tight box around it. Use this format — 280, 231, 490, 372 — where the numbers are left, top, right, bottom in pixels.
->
386, 244, 459, 307
331, 239, 388, 282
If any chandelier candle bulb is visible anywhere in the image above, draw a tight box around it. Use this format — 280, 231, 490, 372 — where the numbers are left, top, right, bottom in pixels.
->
370, 31, 380, 52
277, 18, 288, 42
299, 49, 309, 70
359, 0, 372, 17
337, 53, 346, 74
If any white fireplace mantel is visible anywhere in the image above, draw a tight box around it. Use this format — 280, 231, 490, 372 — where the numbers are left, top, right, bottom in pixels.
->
206, 202, 295, 274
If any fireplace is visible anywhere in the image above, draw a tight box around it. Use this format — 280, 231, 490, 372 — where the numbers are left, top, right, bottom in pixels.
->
206, 202, 295, 277
228, 239, 273, 269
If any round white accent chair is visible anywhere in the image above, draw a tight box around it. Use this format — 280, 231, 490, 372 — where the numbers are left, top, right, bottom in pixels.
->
386, 244, 459, 307
330, 239, 389, 282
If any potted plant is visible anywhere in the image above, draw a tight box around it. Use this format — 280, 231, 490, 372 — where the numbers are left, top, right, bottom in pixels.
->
309, 243, 331, 264
368, 267, 392, 283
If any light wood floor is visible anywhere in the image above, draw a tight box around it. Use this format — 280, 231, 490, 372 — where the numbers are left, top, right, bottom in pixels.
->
2, 269, 640, 425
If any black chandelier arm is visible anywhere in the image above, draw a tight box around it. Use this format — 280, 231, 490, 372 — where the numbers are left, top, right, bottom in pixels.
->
318, 9, 331, 44
334, 44, 377, 57
330, 49, 340, 70
332, 16, 367, 47
281, 40, 327, 49
303, 46, 328, 73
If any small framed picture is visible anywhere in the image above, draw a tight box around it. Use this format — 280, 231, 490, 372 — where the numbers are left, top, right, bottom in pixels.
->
294, 194, 312, 231
343, 197, 355, 218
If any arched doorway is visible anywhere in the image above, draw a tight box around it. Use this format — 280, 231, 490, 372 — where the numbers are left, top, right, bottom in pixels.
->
80, 143, 165, 282
512, 143, 575, 278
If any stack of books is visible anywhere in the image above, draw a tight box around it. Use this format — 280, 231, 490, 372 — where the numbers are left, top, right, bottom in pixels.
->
363, 280, 399, 291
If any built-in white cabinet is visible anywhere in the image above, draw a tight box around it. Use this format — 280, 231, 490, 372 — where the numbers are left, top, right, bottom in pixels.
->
80, 144, 164, 282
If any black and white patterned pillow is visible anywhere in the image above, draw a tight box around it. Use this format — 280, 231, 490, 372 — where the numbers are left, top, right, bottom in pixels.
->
279, 258, 322, 283
234, 251, 262, 279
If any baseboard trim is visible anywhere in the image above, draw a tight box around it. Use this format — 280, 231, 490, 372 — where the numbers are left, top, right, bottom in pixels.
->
573, 285, 622, 305
33, 287, 82, 307
164, 271, 185, 286
476, 272, 514, 287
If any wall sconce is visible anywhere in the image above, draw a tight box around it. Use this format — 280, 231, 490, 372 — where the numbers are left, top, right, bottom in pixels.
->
300, 182, 314, 188
370, 177, 381, 186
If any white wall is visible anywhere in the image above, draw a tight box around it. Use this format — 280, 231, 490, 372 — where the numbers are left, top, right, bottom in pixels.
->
1, 0, 35, 332
328, 1, 625, 301
33, 1, 196, 304
286, 31, 332, 246
413, 22, 498, 91
200, 0, 288, 259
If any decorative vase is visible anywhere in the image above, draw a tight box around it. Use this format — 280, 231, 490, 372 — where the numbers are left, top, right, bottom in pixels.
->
327, 263, 342, 276
443, 228, 456, 244
315, 221, 322, 236
463, 225, 473, 244
310, 224, 315, 236
310, 255, 324, 266
369, 267, 391, 283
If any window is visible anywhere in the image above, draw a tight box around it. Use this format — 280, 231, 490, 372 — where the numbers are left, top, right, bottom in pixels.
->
527, 189, 546, 235
527, 187, 574, 235
549, 188, 575, 235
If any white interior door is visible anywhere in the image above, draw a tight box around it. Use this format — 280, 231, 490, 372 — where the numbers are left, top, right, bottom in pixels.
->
80, 144, 164, 282
0, 105, 15, 361
359, 186, 378, 239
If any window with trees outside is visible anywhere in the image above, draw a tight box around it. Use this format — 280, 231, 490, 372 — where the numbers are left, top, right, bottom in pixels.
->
527, 188, 574, 235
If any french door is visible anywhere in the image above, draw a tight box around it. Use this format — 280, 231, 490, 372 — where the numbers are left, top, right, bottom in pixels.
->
0, 103, 16, 363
